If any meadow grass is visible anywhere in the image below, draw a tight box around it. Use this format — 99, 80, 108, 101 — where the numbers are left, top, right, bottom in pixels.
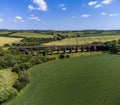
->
0, 37, 22, 46
0, 70, 18, 102
9, 32, 53, 38
44, 35, 120, 45
5, 54, 120, 105
0, 69, 17, 88
0, 32, 10, 35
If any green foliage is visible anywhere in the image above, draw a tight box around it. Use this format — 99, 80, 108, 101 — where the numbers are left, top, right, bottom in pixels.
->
0, 70, 18, 104
0, 88, 17, 103
12, 63, 32, 73
93, 39, 120, 53
59, 54, 70, 59
13, 71, 30, 91
3, 44, 11, 48
0, 45, 56, 104
66, 54, 70, 58
59, 54, 65, 59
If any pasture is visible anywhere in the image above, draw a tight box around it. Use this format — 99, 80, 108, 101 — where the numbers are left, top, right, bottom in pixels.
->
0, 31, 10, 35
0, 37, 22, 46
5, 54, 120, 105
9, 32, 53, 38
44, 35, 120, 45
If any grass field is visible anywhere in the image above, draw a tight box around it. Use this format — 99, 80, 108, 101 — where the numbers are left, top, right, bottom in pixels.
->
4, 54, 120, 105
0, 32, 11, 35
9, 32, 53, 38
0, 37, 22, 46
44, 35, 120, 45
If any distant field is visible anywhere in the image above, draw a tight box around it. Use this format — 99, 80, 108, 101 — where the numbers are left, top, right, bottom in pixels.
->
0, 31, 10, 35
9, 32, 53, 38
44, 35, 120, 45
0, 37, 22, 46
5, 54, 120, 105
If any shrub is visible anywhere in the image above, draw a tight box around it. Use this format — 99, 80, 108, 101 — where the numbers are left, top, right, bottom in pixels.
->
66, 54, 70, 58
3, 44, 11, 48
13, 71, 30, 91
59, 54, 65, 59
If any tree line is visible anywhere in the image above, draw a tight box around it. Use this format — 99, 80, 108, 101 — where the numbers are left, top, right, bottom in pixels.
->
92, 39, 120, 54
12, 36, 66, 46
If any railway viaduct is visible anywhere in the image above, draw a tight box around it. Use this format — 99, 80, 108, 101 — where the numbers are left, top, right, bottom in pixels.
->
15, 44, 101, 55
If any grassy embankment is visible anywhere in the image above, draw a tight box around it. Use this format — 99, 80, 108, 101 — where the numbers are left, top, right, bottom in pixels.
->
4, 54, 120, 105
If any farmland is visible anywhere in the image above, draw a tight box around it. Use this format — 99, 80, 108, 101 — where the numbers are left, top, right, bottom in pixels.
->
0, 31, 53, 38
5, 54, 120, 105
9, 32, 53, 38
0, 31, 53, 46
44, 35, 120, 45
1, 30, 120, 46
0, 37, 22, 46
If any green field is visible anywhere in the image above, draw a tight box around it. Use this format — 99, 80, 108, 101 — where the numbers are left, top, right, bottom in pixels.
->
0, 31, 53, 38
0, 37, 22, 46
0, 32, 11, 35
44, 35, 120, 45
9, 32, 53, 38
4, 54, 120, 105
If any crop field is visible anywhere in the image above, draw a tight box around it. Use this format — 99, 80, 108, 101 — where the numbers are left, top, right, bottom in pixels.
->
44, 35, 120, 45
9, 32, 53, 38
5, 54, 120, 105
55, 31, 120, 37
0, 37, 22, 46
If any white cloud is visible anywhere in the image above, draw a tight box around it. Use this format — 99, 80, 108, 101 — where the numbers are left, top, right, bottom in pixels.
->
102, 0, 113, 4
14, 16, 24, 22
62, 7, 66, 10
28, 0, 48, 11
88, 1, 97, 6
109, 13, 118, 16
89, 0, 114, 9
94, 4, 102, 8
28, 5, 35, 11
0, 18, 3, 22
59, 4, 66, 10
29, 15, 41, 21
81, 14, 90, 18
33, 0, 47, 11
101, 12, 107, 15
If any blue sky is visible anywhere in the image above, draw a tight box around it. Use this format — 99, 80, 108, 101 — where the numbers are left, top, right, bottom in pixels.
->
0, 0, 120, 30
